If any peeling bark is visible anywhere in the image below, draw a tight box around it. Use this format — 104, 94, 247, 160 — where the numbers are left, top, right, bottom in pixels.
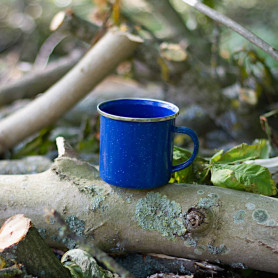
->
0, 138, 278, 274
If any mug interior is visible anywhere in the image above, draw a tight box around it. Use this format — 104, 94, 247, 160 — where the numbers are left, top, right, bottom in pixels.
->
98, 98, 179, 121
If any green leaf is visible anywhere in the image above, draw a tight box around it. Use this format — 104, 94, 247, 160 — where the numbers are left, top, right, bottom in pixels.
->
211, 139, 270, 164
173, 146, 192, 160
76, 117, 100, 155
63, 261, 84, 278
12, 127, 54, 158
252, 139, 271, 159
170, 146, 194, 183
61, 249, 119, 278
210, 149, 224, 164
211, 163, 277, 196
77, 137, 99, 154
170, 146, 210, 184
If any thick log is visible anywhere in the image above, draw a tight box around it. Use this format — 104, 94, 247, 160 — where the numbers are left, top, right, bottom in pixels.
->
0, 138, 278, 273
0, 214, 71, 277
0, 138, 278, 274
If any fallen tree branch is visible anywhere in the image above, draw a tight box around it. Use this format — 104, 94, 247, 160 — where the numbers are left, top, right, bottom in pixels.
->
1, 137, 278, 274
0, 29, 142, 153
181, 0, 278, 62
33, 32, 68, 69
47, 208, 134, 278
0, 156, 51, 174
0, 50, 84, 107
51, 10, 189, 80
0, 9, 101, 107
0, 9, 223, 118
51, 10, 163, 75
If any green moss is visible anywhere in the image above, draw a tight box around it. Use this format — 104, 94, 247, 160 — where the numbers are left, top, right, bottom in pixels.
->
135, 192, 186, 240
61, 236, 77, 249
245, 202, 256, 210
184, 237, 198, 247
198, 198, 215, 209
78, 184, 107, 212
38, 228, 47, 239
194, 245, 206, 255
233, 210, 246, 224
65, 215, 85, 237
50, 233, 76, 249
252, 209, 269, 224
50, 215, 86, 249
208, 244, 229, 255
52, 159, 104, 212
208, 193, 219, 198
80, 184, 95, 194
267, 219, 276, 226
197, 190, 204, 195
92, 195, 105, 211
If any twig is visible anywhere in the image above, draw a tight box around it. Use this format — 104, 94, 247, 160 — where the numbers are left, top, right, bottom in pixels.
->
0, 9, 102, 107
211, 25, 221, 78
181, 0, 278, 62
33, 32, 68, 69
46, 209, 134, 278
50, 9, 100, 44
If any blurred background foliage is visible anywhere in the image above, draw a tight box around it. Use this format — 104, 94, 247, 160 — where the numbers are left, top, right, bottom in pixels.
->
1, 0, 277, 77
0, 0, 278, 161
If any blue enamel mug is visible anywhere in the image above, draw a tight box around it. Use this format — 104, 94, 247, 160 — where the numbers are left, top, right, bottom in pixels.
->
97, 98, 199, 189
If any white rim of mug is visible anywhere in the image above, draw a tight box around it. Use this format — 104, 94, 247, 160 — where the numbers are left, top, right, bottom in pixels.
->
97, 98, 180, 122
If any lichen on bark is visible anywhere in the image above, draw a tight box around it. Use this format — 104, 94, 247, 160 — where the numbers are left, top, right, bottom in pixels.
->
134, 192, 186, 239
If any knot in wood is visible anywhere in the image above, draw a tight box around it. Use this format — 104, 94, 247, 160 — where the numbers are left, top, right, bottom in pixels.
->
184, 207, 212, 234
186, 208, 205, 229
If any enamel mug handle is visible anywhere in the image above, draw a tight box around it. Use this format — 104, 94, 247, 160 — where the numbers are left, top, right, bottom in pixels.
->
171, 126, 199, 173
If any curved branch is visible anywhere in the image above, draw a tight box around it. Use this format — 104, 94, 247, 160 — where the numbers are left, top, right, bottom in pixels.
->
181, 0, 278, 62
